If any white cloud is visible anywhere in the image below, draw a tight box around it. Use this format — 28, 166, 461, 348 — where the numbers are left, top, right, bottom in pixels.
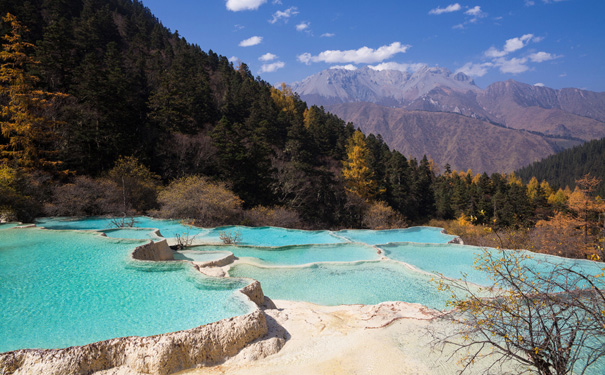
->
465, 6, 482, 16
455, 62, 493, 77
298, 42, 410, 65
330, 64, 358, 71
559, 73, 567, 77
296, 21, 310, 31
534, 83, 545, 87
269, 7, 298, 24
504, 34, 534, 53
494, 57, 530, 74
525, 0, 536, 6
321, 33, 335, 38
228, 56, 239, 63
259, 61, 285, 73
484, 34, 538, 58
239, 36, 263, 47
259, 53, 277, 61
429, 3, 462, 15
226, 0, 266, 12
368, 62, 425, 72
528, 51, 560, 62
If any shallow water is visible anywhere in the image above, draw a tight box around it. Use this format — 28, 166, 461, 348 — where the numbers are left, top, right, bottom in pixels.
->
336, 226, 456, 245
36, 216, 211, 239
101, 228, 162, 240
191, 243, 382, 266
173, 250, 232, 262
380, 242, 605, 288
229, 261, 449, 309
0, 228, 253, 353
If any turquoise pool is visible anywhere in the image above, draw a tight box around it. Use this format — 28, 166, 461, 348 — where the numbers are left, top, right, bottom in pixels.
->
101, 228, 163, 240
229, 261, 450, 309
336, 226, 456, 245
35, 217, 457, 247
380, 242, 605, 289
11, 214, 604, 373
173, 250, 232, 262
36, 217, 211, 239
0, 228, 253, 353
190, 243, 381, 266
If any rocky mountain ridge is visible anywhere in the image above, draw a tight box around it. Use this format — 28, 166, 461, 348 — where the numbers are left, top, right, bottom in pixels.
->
292, 67, 605, 172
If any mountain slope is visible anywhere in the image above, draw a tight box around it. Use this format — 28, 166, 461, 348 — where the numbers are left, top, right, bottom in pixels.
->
478, 80, 605, 140
328, 102, 565, 174
293, 67, 605, 172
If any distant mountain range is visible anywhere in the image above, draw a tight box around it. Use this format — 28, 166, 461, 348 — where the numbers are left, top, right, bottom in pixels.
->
291, 66, 605, 173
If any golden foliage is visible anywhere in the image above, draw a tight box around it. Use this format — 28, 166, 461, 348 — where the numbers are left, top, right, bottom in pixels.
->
507, 172, 523, 186
362, 201, 407, 230
0, 13, 68, 171
342, 130, 381, 201
270, 82, 297, 116
157, 175, 243, 226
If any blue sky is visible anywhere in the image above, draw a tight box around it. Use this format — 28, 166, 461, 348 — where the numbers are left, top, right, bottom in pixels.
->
140, 0, 605, 91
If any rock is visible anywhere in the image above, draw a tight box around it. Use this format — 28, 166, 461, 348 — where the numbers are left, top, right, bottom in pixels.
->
131, 239, 174, 261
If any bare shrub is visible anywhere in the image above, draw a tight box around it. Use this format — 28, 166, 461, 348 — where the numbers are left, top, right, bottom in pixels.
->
157, 175, 243, 226
174, 221, 200, 249
432, 249, 605, 375
219, 230, 242, 244
44, 176, 123, 216
109, 215, 136, 228
244, 205, 303, 228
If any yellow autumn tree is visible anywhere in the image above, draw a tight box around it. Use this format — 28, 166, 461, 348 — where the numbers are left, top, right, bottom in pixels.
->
0, 13, 67, 171
342, 130, 379, 200
526, 176, 540, 201
270, 82, 297, 117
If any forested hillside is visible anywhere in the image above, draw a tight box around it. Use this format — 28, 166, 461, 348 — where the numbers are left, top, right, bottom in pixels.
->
517, 137, 605, 197
0, 0, 434, 226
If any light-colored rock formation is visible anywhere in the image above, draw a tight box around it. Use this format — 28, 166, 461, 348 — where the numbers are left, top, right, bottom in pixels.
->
131, 239, 174, 261
0, 309, 267, 375
180, 300, 525, 375
239, 280, 266, 306
193, 253, 235, 268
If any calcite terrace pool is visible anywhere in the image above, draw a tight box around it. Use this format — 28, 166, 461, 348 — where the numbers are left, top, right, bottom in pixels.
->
1, 217, 603, 374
